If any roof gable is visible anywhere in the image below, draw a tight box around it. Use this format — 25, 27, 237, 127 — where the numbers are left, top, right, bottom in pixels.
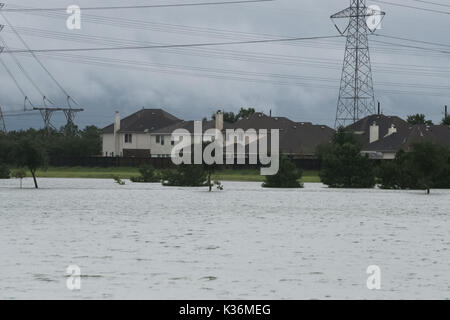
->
102, 109, 181, 134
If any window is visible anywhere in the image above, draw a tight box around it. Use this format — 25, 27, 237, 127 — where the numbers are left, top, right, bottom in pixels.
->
156, 135, 161, 144
171, 140, 175, 146
161, 135, 165, 146
124, 134, 132, 144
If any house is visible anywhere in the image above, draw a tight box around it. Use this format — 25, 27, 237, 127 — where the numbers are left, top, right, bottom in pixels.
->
231, 112, 335, 158
364, 124, 450, 159
101, 108, 181, 157
346, 114, 450, 159
102, 108, 335, 159
148, 113, 234, 157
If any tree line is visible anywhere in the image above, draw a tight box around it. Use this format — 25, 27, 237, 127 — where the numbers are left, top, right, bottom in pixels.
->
0, 125, 102, 188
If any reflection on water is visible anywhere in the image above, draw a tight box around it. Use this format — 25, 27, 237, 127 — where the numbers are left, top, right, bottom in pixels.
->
0, 178, 449, 299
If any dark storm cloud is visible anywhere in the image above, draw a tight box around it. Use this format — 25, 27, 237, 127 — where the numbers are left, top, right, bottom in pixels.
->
1, 0, 449, 130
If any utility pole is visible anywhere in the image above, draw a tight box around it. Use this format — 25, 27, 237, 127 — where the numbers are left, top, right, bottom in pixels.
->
0, 105, 6, 133
445, 105, 448, 118
331, 0, 385, 128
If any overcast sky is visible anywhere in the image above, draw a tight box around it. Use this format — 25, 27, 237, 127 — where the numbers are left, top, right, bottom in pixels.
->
1, 0, 449, 130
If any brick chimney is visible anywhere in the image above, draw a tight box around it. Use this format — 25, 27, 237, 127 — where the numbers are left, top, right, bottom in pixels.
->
370, 121, 379, 144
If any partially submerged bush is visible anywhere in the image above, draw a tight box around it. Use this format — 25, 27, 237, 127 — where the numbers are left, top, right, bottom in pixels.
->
262, 156, 303, 188
379, 142, 449, 193
162, 165, 207, 187
131, 165, 160, 183
319, 128, 376, 189
112, 175, 125, 185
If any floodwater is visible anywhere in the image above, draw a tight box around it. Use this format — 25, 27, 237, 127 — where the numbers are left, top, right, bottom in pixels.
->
0, 178, 449, 300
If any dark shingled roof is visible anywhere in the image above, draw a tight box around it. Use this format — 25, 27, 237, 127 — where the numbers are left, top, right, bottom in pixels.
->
151, 119, 234, 134
366, 124, 450, 152
279, 123, 335, 156
346, 114, 410, 149
232, 112, 296, 131
102, 109, 181, 134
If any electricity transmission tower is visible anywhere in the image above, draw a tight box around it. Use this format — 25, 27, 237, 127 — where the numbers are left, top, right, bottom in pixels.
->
0, 105, 6, 132
0, 10, 84, 133
331, 0, 385, 128
33, 106, 83, 132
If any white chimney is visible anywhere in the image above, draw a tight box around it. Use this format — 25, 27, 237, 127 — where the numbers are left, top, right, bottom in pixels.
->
215, 110, 224, 131
369, 121, 379, 143
386, 124, 397, 137
114, 111, 121, 157
114, 111, 121, 133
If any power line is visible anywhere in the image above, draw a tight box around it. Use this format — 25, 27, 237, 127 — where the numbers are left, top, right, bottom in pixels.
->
376, 34, 450, 49
4, 26, 450, 84
372, 0, 450, 15
372, 39, 450, 55
0, 12, 75, 103
3, 35, 344, 53
7, 25, 450, 75
0, 35, 45, 99
14, 48, 450, 97
0, 0, 275, 12
409, 0, 450, 9
0, 52, 28, 99
9, 3, 450, 59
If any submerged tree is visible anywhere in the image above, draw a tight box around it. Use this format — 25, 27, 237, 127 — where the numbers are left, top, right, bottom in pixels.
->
12, 169, 26, 188
13, 139, 48, 189
319, 128, 376, 188
379, 142, 449, 194
378, 150, 417, 190
263, 155, 303, 188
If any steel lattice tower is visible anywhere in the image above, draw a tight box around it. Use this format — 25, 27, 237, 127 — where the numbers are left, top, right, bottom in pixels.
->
332, 0, 385, 128
0, 106, 6, 133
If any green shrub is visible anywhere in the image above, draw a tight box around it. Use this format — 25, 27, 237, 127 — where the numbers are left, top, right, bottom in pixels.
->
379, 142, 449, 193
112, 175, 125, 185
263, 156, 303, 188
162, 165, 207, 187
319, 128, 375, 189
131, 165, 160, 183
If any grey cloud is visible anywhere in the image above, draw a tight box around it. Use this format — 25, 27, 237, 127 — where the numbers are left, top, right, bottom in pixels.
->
1, 0, 449, 131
